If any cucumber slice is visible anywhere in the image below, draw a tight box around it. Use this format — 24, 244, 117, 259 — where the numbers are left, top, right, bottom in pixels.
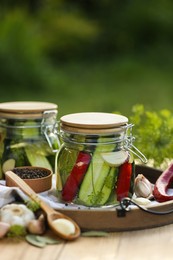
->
25, 146, 53, 172
101, 150, 128, 167
2, 158, 15, 173
78, 152, 109, 206
78, 137, 116, 206
95, 167, 118, 205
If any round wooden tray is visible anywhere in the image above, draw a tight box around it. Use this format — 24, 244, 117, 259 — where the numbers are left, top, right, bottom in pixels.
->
58, 165, 173, 232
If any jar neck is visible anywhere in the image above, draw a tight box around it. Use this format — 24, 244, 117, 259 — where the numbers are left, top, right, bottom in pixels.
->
0, 110, 60, 151
60, 129, 148, 164
60, 130, 131, 152
0, 118, 42, 139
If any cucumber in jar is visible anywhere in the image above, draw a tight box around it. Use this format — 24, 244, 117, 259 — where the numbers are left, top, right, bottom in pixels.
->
78, 137, 117, 206
0, 119, 53, 178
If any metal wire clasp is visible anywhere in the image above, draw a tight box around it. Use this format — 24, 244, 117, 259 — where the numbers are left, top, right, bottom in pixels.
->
119, 197, 173, 216
124, 126, 148, 164
127, 142, 148, 164
41, 110, 61, 152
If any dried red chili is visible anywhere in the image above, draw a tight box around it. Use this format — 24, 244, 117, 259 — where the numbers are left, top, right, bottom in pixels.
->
61, 152, 91, 202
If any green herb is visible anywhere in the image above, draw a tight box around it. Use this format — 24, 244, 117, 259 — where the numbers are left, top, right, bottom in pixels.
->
57, 148, 79, 185
129, 104, 173, 169
95, 167, 117, 205
25, 200, 40, 212
7, 225, 27, 238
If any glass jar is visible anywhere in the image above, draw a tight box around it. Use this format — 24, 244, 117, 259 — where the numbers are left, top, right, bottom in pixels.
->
0, 101, 60, 179
57, 112, 147, 207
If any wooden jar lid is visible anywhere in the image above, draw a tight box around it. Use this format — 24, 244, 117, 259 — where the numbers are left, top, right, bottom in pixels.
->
0, 101, 58, 119
60, 112, 128, 134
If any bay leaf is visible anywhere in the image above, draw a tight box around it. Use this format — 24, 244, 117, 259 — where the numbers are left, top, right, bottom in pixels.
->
25, 235, 46, 248
81, 231, 109, 237
35, 235, 62, 244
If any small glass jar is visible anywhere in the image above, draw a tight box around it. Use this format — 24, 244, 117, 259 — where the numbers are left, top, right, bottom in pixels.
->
0, 101, 60, 179
57, 112, 147, 207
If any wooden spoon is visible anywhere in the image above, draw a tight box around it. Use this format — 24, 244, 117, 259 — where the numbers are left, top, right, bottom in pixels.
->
5, 171, 81, 241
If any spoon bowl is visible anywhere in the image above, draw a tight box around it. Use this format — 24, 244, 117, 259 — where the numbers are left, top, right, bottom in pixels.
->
5, 171, 81, 240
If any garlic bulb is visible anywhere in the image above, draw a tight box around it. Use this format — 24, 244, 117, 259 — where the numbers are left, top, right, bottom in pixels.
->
0, 204, 35, 227
134, 174, 153, 198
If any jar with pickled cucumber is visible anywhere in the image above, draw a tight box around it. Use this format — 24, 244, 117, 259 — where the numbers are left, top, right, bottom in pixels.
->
0, 101, 60, 179
57, 112, 147, 207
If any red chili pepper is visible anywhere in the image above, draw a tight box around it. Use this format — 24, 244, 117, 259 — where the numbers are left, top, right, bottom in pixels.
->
62, 151, 91, 202
153, 163, 173, 202
116, 162, 133, 201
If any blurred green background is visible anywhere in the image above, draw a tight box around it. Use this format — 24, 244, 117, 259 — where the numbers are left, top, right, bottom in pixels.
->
1, 0, 173, 118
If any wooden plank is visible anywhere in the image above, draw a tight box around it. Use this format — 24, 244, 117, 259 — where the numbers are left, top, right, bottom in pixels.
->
58, 233, 121, 260
0, 235, 65, 260
0, 239, 29, 260
117, 225, 173, 260
1, 225, 173, 260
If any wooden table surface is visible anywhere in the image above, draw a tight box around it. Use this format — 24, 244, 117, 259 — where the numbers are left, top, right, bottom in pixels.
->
1, 223, 173, 260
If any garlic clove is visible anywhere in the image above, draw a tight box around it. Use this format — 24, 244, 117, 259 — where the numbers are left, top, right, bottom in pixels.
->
132, 197, 151, 205
27, 214, 46, 235
52, 218, 76, 236
134, 174, 153, 198
0, 222, 10, 238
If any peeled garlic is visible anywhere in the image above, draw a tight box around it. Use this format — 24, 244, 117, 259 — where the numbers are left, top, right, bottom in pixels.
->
52, 218, 75, 236
27, 214, 46, 235
134, 174, 153, 198
0, 204, 35, 227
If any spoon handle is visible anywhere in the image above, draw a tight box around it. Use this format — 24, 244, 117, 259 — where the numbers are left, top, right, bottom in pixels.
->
5, 171, 81, 240
5, 171, 55, 214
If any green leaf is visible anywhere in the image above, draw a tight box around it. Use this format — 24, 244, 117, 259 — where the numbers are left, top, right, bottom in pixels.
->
25, 235, 46, 248
81, 231, 109, 237
25, 234, 62, 248
35, 235, 62, 244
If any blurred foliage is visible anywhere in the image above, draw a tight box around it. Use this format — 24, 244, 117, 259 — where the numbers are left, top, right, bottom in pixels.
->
0, 1, 173, 117
130, 104, 173, 169
0, 8, 51, 97
1, 0, 173, 63
38, 9, 99, 61
0, 0, 100, 97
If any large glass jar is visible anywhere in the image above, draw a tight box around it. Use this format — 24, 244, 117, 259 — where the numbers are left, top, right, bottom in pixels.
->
0, 101, 60, 179
57, 112, 147, 207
